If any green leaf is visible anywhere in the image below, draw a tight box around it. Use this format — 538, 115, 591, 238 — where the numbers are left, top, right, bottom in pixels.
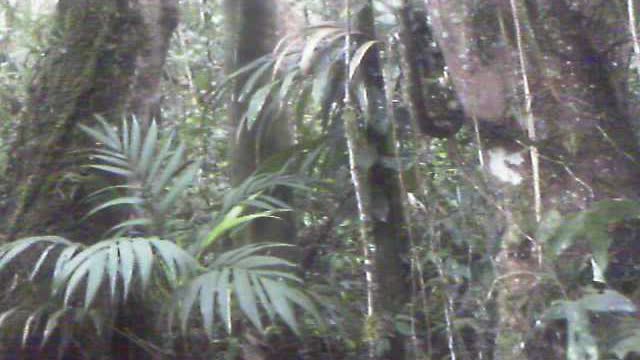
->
279, 69, 299, 103
86, 164, 132, 177
138, 120, 158, 175
109, 218, 153, 234
349, 40, 379, 81
157, 160, 200, 214
245, 81, 279, 129
250, 270, 303, 283
233, 268, 263, 332
611, 331, 640, 359
225, 56, 270, 84
199, 271, 219, 338
64, 252, 100, 306
30, 244, 58, 281
147, 132, 175, 183
56, 242, 109, 292
179, 280, 200, 334
235, 256, 296, 269
107, 243, 119, 304
239, 59, 274, 102
132, 240, 154, 291
261, 278, 298, 334
118, 239, 135, 301
151, 239, 198, 285
84, 252, 107, 309
285, 287, 323, 327
130, 117, 141, 163
0, 237, 66, 272
201, 211, 280, 254
213, 243, 291, 267
217, 267, 231, 333
96, 115, 122, 151
53, 244, 84, 289
89, 154, 130, 168
22, 307, 46, 347
42, 308, 67, 347
300, 27, 343, 74
152, 143, 185, 195
312, 59, 337, 109
0, 308, 18, 332
251, 273, 275, 322
92, 148, 127, 160
86, 197, 144, 218
121, 118, 130, 155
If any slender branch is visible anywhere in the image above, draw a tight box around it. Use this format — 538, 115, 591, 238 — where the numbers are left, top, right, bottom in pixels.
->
629, 0, 640, 58
509, 0, 543, 272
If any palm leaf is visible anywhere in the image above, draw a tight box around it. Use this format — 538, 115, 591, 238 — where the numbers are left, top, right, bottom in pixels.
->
171, 243, 320, 337
81, 119, 200, 236
9, 237, 199, 307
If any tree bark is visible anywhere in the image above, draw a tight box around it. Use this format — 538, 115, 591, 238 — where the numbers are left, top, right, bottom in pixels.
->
423, 0, 640, 358
3, 0, 178, 242
346, 3, 411, 359
223, 0, 301, 244
128, 0, 178, 127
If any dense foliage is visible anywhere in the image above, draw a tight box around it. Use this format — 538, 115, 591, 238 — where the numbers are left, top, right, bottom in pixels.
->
1, 1, 640, 360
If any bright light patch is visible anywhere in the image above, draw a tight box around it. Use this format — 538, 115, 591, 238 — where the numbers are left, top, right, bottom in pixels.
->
487, 147, 524, 185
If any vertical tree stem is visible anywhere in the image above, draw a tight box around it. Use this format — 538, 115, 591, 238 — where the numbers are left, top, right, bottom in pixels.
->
343, 1, 376, 357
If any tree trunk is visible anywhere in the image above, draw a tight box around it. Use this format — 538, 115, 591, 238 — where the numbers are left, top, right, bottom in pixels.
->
223, 0, 301, 244
424, 0, 640, 359
128, 0, 178, 127
345, 3, 411, 359
5, 0, 141, 241
4, 0, 178, 243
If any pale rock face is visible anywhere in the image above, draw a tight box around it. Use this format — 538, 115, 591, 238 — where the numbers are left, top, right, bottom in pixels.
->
487, 147, 524, 185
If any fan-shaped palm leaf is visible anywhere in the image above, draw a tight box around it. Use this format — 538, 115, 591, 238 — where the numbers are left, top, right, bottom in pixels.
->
170, 243, 321, 338
0, 236, 199, 308
52, 237, 199, 307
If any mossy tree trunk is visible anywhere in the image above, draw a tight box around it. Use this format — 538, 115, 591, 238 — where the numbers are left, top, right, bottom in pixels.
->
4, 0, 178, 242
345, 3, 411, 359
424, 0, 640, 359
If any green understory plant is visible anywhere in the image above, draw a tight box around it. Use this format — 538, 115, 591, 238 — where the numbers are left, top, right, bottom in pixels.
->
0, 118, 321, 358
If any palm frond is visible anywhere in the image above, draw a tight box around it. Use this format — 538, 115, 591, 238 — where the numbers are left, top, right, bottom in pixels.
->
170, 243, 322, 338
0, 304, 106, 358
0, 236, 199, 308
79, 117, 201, 237
52, 237, 199, 307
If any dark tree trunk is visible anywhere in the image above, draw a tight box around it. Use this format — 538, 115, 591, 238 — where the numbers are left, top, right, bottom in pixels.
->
350, 3, 411, 359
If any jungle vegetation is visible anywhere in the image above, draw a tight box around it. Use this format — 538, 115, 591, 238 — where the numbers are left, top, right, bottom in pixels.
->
1, 0, 640, 359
